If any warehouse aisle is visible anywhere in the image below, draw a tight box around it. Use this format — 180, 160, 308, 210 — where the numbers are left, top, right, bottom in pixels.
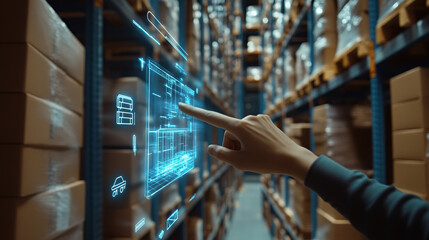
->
226, 179, 271, 240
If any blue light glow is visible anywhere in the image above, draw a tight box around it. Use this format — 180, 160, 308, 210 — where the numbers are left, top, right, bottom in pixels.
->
166, 209, 179, 230
196, 88, 198, 94
189, 193, 196, 202
147, 11, 188, 61
133, 134, 137, 156
175, 63, 187, 75
158, 230, 164, 239
111, 176, 126, 198
132, 20, 161, 45
145, 59, 196, 198
135, 217, 146, 232
139, 58, 145, 71
116, 94, 135, 125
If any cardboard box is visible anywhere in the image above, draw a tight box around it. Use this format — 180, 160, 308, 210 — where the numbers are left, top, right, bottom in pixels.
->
390, 67, 429, 104
392, 97, 429, 130
53, 223, 83, 240
102, 103, 145, 148
0, 43, 83, 115
316, 208, 366, 240
394, 160, 429, 196
104, 184, 145, 208
0, 181, 85, 240
288, 123, 311, 137
0, 0, 85, 83
0, 93, 82, 148
103, 77, 146, 106
318, 197, 346, 220
103, 149, 145, 188
104, 203, 152, 238
0, 146, 80, 197
393, 129, 428, 160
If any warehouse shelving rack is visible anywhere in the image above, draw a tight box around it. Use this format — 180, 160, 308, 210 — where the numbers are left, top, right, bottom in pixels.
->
47, 0, 242, 239
260, 0, 429, 239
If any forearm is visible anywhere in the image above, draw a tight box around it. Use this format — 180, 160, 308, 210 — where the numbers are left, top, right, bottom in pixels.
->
305, 155, 429, 239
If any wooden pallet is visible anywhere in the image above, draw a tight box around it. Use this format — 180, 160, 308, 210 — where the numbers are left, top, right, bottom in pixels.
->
309, 65, 336, 86
334, 40, 370, 73
295, 78, 312, 97
376, 0, 429, 44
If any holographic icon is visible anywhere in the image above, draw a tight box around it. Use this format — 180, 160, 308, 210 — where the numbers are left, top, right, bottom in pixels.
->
111, 176, 126, 197
132, 20, 160, 45
133, 134, 137, 156
158, 230, 165, 239
166, 209, 179, 230
175, 62, 187, 75
116, 94, 135, 125
135, 218, 146, 232
145, 60, 196, 198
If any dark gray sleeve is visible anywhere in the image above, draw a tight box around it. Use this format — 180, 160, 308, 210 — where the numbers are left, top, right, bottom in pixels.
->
305, 155, 429, 240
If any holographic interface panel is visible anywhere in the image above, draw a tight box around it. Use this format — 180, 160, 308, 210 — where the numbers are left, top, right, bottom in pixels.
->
145, 60, 196, 198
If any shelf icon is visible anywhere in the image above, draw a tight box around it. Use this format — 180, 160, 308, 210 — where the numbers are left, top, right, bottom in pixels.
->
111, 176, 126, 197
135, 217, 146, 232
116, 94, 135, 125
158, 230, 164, 239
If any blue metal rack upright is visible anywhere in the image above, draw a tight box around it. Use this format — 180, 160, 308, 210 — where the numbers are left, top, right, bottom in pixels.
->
83, 1, 104, 239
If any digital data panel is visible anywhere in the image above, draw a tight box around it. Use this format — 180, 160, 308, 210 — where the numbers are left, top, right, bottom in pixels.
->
145, 59, 196, 198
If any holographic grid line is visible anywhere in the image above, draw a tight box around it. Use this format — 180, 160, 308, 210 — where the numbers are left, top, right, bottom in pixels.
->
145, 59, 196, 198
147, 11, 188, 61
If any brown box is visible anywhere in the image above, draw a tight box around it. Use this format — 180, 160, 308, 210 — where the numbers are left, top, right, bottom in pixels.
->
393, 129, 428, 160
393, 160, 429, 196
392, 98, 429, 130
103, 149, 144, 187
316, 208, 366, 240
0, 43, 83, 115
318, 197, 346, 220
0, 146, 80, 197
53, 224, 83, 240
390, 67, 429, 104
0, 93, 82, 148
288, 123, 311, 137
0, 0, 85, 83
0, 181, 85, 240
103, 77, 146, 106
104, 203, 151, 238
104, 184, 145, 208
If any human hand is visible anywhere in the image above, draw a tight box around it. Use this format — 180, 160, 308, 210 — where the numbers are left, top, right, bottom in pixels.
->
178, 103, 318, 182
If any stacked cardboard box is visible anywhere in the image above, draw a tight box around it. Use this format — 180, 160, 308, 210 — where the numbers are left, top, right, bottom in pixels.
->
313, 104, 373, 170
0, 0, 85, 238
102, 77, 153, 238
313, 0, 338, 73
289, 179, 312, 234
390, 67, 429, 200
317, 196, 366, 240
286, 123, 311, 148
186, 217, 203, 240
295, 43, 311, 88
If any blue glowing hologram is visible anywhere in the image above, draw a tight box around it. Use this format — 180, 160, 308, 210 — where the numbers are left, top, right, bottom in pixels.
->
147, 11, 188, 61
175, 63, 187, 76
145, 59, 196, 198
132, 20, 160, 45
139, 58, 146, 71
111, 176, 126, 198
158, 230, 164, 239
196, 88, 198, 94
116, 94, 135, 125
135, 217, 146, 232
133, 134, 137, 156
189, 193, 196, 202
166, 209, 179, 230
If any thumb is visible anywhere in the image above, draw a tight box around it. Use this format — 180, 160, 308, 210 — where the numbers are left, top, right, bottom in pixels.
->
207, 144, 240, 165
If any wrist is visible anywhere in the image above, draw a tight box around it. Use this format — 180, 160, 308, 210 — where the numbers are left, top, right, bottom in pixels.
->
287, 146, 318, 182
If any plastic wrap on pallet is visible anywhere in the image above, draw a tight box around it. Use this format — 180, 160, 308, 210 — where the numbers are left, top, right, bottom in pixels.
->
313, 32, 338, 73
378, 0, 406, 20
284, 46, 297, 97
247, 36, 262, 52
247, 66, 263, 81
336, 0, 369, 57
275, 57, 284, 103
295, 42, 311, 87
187, 1, 202, 75
314, 0, 337, 21
246, 5, 261, 29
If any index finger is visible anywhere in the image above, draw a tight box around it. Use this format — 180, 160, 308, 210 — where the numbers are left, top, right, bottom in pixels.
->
178, 102, 239, 130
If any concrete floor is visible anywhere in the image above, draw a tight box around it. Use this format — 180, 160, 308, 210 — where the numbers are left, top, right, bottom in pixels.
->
225, 180, 271, 240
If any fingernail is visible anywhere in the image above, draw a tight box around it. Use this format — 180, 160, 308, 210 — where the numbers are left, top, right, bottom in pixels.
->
207, 145, 215, 155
